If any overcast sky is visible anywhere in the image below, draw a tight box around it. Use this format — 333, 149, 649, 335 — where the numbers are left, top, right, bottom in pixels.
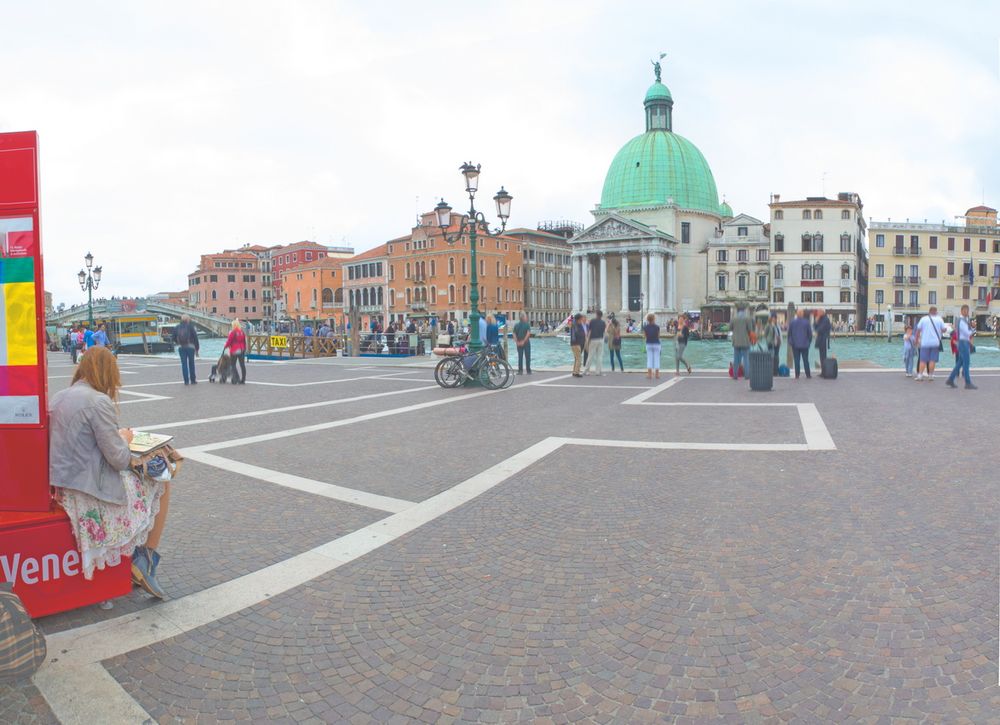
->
3, 0, 998, 306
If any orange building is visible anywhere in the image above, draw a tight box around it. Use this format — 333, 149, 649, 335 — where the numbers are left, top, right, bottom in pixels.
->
187, 250, 266, 322
282, 257, 346, 325
385, 211, 524, 325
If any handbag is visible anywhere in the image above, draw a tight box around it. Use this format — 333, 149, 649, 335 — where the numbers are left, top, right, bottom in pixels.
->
131, 444, 184, 482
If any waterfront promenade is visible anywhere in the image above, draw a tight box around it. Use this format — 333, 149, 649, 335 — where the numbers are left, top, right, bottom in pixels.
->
6, 354, 998, 723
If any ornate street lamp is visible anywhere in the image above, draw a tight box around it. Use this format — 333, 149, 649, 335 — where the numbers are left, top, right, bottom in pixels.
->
437, 162, 512, 351
78, 252, 102, 325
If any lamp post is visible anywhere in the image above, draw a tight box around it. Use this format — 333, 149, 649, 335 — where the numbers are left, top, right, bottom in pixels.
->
77, 252, 103, 326
436, 162, 512, 351
877, 299, 881, 334
886, 304, 892, 342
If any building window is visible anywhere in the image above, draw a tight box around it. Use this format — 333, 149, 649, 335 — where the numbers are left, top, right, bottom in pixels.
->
774, 234, 784, 253
980, 238, 987, 252
929, 235, 938, 249
814, 210, 823, 219
773, 290, 784, 303
737, 249, 748, 262
757, 273, 768, 291
774, 210, 783, 220
801, 234, 812, 253
801, 264, 812, 280
875, 289, 884, 304
802, 209, 812, 220
946, 285, 954, 299
814, 291, 824, 303
448, 257, 455, 275
227, 274, 236, 282
305, 252, 312, 261
961, 285, 970, 299
909, 290, 919, 306
716, 274, 727, 291
841, 210, 850, 220
462, 258, 468, 275
875, 234, 884, 248
928, 291, 937, 305
737, 226, 748, 236
947, 261, 955, 275
928, 265, 937, 279
449, 285, 455, 303
963, 238, 970, 252
840, 264, 851, 279
757, 249, 769, 262
461, 285, 467, 303
840, 234, 852, 253
801, 291, 812, 302
875, 263, 884, 278
681, 222, 691, 244
738, 273, 747, 291
716, 250, 727, 262
947, 237, 955, 251
840, 290, 851, 303
774, 264, 783, 280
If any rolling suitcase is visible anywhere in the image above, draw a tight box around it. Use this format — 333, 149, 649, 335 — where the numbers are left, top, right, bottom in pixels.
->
821, 357, 838, 379
748, 349, 773, 391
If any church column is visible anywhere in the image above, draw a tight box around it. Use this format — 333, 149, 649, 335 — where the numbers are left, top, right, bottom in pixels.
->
640, 253, 649, 314
599, 254, 608, 313
581, 254, 591, 312
620, 253, 629, 312
651, 252, 664, 310
668, 254, 677, 310
572, 256, 583, 311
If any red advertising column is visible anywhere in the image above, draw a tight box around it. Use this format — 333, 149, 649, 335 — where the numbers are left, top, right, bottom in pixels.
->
0, 131, 50, 512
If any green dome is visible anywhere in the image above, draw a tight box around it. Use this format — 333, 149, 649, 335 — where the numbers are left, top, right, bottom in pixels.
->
719, 200, 733, 217
600, 131, 721, 213
644, 81, 672, 103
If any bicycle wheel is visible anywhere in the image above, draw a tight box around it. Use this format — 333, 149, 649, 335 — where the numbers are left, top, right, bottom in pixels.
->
478, 358, 510, 390
438, 357, 466, 388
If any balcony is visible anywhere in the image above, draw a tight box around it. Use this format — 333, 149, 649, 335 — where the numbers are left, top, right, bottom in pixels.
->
839, 279, 852, 288
892, 246, 922, 256
408, 302, 427, 311
908, 276, 921, 285
773, 279, 784, 289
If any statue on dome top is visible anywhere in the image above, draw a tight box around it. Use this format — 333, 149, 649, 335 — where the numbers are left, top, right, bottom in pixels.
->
651, 52, 666, 83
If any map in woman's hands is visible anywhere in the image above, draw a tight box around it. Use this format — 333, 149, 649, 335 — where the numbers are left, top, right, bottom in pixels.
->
129, 431, 174, 454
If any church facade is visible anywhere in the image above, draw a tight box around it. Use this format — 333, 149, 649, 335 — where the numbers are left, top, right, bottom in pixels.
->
570, 64, 727, 321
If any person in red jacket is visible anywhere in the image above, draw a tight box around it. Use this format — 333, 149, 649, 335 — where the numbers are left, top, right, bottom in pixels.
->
223, 319, 248, 384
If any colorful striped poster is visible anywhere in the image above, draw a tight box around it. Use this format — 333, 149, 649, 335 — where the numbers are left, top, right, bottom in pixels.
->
0, 216, 40, 424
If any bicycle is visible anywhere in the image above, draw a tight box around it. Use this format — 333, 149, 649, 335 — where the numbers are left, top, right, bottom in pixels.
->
434, 343, 513, 390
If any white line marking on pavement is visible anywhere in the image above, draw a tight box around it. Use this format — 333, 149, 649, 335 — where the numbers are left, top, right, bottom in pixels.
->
140, 384, 439, 430
117, 389, 171, 405
621, 376, 683, 405
184, 450, 415, 513
534, 383, 652, 389
245, 374, 420, 387
33, 662, 154, 725
796, 403, 836, 450
49, 370, 137, 379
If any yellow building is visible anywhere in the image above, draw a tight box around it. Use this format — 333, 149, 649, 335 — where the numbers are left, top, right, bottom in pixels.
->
867, 205, 999, 330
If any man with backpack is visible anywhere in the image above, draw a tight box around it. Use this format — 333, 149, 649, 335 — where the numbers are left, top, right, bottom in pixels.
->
175, 314, 200, 385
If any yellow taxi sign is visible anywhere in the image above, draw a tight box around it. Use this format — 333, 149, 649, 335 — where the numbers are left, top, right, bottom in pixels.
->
269, 335, 288, 348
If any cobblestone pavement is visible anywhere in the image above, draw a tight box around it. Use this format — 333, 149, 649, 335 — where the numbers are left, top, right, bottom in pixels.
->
9, 355, 1000, 723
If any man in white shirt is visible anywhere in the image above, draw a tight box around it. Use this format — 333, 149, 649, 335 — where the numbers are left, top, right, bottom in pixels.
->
913, 305, 945, 381
945, 304, 977, 390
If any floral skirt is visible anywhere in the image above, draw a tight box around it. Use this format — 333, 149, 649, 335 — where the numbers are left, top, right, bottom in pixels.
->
56, 470, 165, 580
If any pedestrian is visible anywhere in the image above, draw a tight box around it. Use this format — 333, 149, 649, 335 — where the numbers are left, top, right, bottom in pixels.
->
570, 314, 586, 378
174, 314, 200, 385
788, 308, 813, 379
913, 305, 945, 381
513, 312, 532, 375
766, 312, 782, 376
674, 314, 692, 375
69, 326, 81, 364
484, 314, 500, 347
643, 313, 661, 379
92, 323, 109, 348
945, 304, 977, 390
583, 310, 606, 376
730, 306, 751, 380
814, 308, 831, 371
902, 325, 915, 377
223, 318, 248, 384
48, 347, 173, 598
608, 313, 624, 372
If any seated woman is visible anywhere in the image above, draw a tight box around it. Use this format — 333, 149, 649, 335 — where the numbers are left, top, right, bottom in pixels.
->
48, 347, 171, 599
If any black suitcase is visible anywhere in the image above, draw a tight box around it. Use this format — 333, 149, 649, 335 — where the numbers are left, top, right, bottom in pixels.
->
748, 350, 773, 391
821, 357, 838, 379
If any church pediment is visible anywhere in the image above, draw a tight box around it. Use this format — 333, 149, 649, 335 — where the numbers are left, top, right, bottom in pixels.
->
570, 214, 675, 245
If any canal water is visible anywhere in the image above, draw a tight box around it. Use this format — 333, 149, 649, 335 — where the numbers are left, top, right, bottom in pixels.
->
179, 335, 1000, 371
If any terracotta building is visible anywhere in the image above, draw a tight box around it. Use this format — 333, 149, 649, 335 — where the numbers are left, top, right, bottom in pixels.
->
282, 257, 346, 324
187, 250, 267, 322
384, 211, 524, 325
270, 241, 353, 318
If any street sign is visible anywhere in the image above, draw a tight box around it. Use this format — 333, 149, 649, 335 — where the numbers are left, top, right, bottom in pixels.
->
270, 335, 288, 348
